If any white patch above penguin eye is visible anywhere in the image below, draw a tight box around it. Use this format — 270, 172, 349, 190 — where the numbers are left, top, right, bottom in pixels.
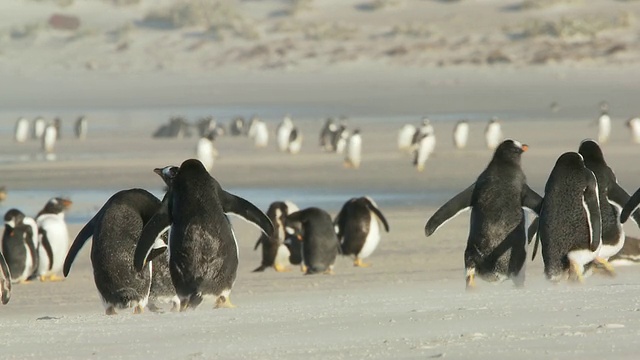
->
285, 226, 295, 235
5, 220, 15, 228
512, 140, 523, 149
51, 198, 58, 205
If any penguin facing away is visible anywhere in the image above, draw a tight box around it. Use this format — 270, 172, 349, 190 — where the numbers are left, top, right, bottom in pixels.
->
253, 201, 299, 272
3, 209, 39, 284
134, 159, 274, 311
285, 207, 340, 275
531, 152, 602, 283
425, 140, 542, 290
34, 197, 72, 282
63, 189, 161, 315
334, 197, 390, 267
453, 120, 469, 150
0, 252, 10, 304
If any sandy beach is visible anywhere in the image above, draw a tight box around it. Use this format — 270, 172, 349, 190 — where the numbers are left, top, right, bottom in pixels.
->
3, 0, 640, 359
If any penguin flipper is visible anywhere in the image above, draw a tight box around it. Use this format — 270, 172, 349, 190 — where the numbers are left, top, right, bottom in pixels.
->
612, 184, 640, 225
39, 228, 55, 271
527, 216, 539, 245
253, 237, 263, 251
63, 217, 96, 277
367, 202, 390, 232
425, 184, 474, 237
221, 191, 274, 237
0, 252, 11, 304
23, 226, 39, 274
584, 172, 603, 252
135, 207, 171, 272
522, 185, 543, 214
333, 200, 350, 239
620, 187, 640, 223
531, 227, 541, 261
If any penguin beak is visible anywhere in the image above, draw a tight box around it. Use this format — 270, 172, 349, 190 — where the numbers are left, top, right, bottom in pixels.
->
296, 234, 303, 241
153, 168, 163, 176
521, 144, 529, 152
61, 199, 73, 208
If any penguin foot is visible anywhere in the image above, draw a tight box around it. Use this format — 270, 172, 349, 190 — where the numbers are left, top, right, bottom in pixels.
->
594, 257, 616, 277
215, 296, 236, 309
323, 268, 335, 275
179, 302, 190, 312
569, 261, 585, 283
353, 258, 371, 268
133, 305, 144, 315
18, 279, 33, 285
343, 161, 353, 169
416, 165, 425, 172
105, 307, 117, 316
274, 264, 291, 272
465, 268, 476, 291
300, 265, 308, 273
39, 274, 65, 282
170, 302, 180, 313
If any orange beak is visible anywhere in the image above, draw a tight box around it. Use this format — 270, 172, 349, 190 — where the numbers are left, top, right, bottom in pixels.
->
522, 144, 529, 152
296, 234, 303, 241
61, 199, 73, 208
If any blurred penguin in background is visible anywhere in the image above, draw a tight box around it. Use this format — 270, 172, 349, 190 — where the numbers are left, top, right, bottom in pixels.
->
344, 129, 362, 169
248, 117, 269, 148
597, 101, 611, 144
397, 123, 416, 152
196, 132, 218, 173
32, 117, 46, 140
485, 117, 503, 150
14, 117, 29, 143
453, 120, 469, 150
74, 116, 88, 140
277, 116, 294, 152
626, 117, 640, 144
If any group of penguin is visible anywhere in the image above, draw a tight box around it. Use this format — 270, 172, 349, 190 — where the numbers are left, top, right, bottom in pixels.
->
0, 197, 72, 304
13, 116, 88, 158
425, 138, 640, 289
50, 159, 390, 315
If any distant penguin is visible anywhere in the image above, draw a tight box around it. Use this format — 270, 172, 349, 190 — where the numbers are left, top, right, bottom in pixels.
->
134, 159, 274, 311
597, 112, 611, 145
397, 124, 416, 152
579, 139, 639, 270
285, 207, 340, 275
196, 117, 216, 137
412, 118, 434, 147
74, 116, 88, 140
253, 201, 300, 272
276, 116, 294, 152
0, 252, 10, 304
288, 127, 303, 154
344, 129, 362, 169
42, 124, 57, 155
248, 118, 269, 148
64, 189, 162, 315
34, 197, 72, 282
3, 209, 39, 283
413, 133, 436, 172
14, 117, 29, 143
320, 118, 338, 151
196, 133, 218, 173
0, 186, 6, 203
531, 152, 602, 283
485, 118, 502, 150
32, 117, 46, 139
626, 117, 640, 144
334, 197, 389, 267
229, 117, 245, 136
334, 128, 350, 154
453, 120, 469, 150
425, 140, 542, 289
53, 118, 62, 139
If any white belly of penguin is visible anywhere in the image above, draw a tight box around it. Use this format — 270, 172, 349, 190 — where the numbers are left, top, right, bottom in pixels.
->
274, 244, 291, 267
598, 231, 625, 260
37, 218, 70, 276
358, 217, 380, 259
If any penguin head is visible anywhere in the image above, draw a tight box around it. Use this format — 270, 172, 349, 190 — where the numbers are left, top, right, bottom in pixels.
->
493, 139, 528, 162
4, 208, 25, 230
38, 197, 72, 216
554, 152, 586, 171
352, 128, 361, 136
578, 139, 606, 165
154, 165, 179, 187
599, 100, 610, 113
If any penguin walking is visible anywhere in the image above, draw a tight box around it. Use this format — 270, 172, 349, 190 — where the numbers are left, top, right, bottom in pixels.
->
413, 132, 436, 172
397, 124, 416, 152
3, 209, 39, 283
134, 159, 273, 311
14, 117, 29, 143
578, 139, 640, 272
0, 252, 10, 304
285, 207, 340, 275
319, 118, 338, 152
484, 117, 502, 150
74, 116, 88, 140
253, 201, 299, 272
32, 117, 46, 139
596, 101, 611, 144
453, 120, 469, 150
63, 189, 162, 315
425, 140, 542, 289
531, 152, 602, 282
334, 197, 390, 267
276, 116, 294, 152
195, 133, 218, 173
288, 127, 303, 154
626, 117, 640, 144
248, 118, 269, 148
34, 197, 72, 282
344, 129, 362, 169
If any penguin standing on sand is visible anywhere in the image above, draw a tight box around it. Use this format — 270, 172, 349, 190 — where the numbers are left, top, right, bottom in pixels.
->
74, 116, 88, 140
229, 117, 245, 136
196, 132, 218, 173
63, 189, 161, 315
344, 129, 362, 169
531, 152, 602, 282
285, 207, 340, 275
253, 201, 299, 272
484, 118, 503, 150
34, 197, 72, 282
288, 127, 303, 154
320, 118, 338, 152
626, 117, 640, 144
276, 116, 294, 152
3, 209, 39, 283
32, 117, 46, 140
411, 118, 434, 150
397, 124, 416, 152
453, 120, 469, 150
413, 132, 436, 172
42, 124, 57, 159
0, 252, 10, 304
425, 140, 542, 289
248, 118, 269, 148
14, 118, 29, 143
597, 101, 611, 144
134, 159, 273, 311
334, 197, 389, 267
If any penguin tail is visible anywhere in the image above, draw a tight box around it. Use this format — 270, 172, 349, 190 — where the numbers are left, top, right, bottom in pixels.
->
113, 288, 143, 306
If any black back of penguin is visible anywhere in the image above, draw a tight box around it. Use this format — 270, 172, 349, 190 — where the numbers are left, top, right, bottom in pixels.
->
0, 252, 10, 304
335, 197, 389, 256
2, 209, 37, 282
286, 207, 339, 274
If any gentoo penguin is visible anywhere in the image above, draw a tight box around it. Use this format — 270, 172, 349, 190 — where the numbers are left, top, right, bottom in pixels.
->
285, 207, 340, 275
626, 117, 640, 144
248, 118, 269, 148
578, 139, 640, 271
425, 140, 542, 289
413, 132, 436, 172
74, 116, 88, 140
14, 117, 29, 143
276, 116, 294, 152
331, 122, 349, 154
32, 117, 46, 139
411, 118, 435, 148
283, 221, 304, 271
134, 159, 273, 310
597, 101, 611, 144
42, 124, 57, 156
319, 118, 338, 152
484, 117, 502, 150
197, 117, 216, 137
344, 129, 362, 169
33, 197, 72, 282
3, 209, 39, 283
0, 252, 10, 304
334, 197, 389, 267
53, 117, 62, 139
397, 124, 417, 152
253, 201, 300, 272
531, 152, 602, 283
609, 236, 640, 266
63, 189, 161, 315
229, 117, 246, 136
453, 120, 469, 150
288, 127, 303, 154
195, 132, 218, 173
